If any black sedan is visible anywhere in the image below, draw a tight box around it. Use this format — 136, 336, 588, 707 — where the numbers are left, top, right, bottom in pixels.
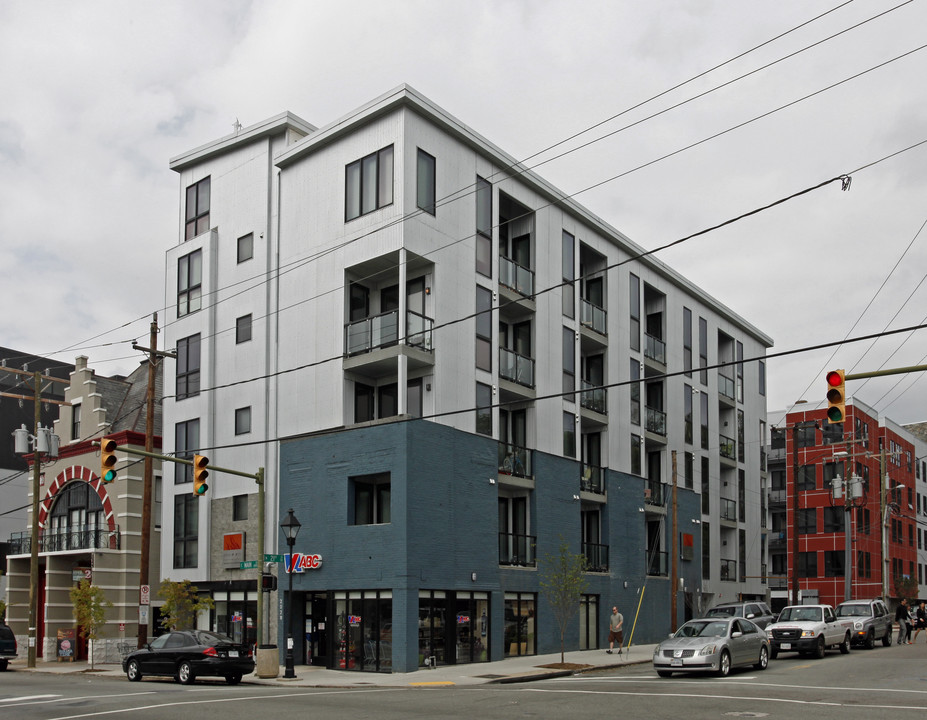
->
123, 630, 254, 685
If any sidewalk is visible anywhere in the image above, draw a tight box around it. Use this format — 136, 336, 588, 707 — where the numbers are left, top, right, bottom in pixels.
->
8, 643, 657, 687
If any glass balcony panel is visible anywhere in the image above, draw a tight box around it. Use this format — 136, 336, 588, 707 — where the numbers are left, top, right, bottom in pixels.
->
720, 558, 736, 581
406, 310, 433, 350
499, 348, 534, 388
646, 549, 668, 576
580, 463, 605, 494
645, 406, 666, 436
498, 442, 533, 478
720, 497, 737, 522
580, 381, 607, 414
644, 480, 663, 505
719, 433, 736, 460
500, 256, 534, 296
498, 533, 537, 566
644, 334, 665, 364
718, 372, 735, 400
580, 299, 607, 335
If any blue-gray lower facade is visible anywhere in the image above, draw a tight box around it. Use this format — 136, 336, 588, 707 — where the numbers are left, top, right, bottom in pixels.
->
278, 420, 702, 672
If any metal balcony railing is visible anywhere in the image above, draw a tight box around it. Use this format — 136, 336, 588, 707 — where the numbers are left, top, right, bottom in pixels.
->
720, 558, 737, 581
499, 256, 534, 297
580, 299, 607, 335
582, 542, 609, 572
644, 480, 663, 506
719, 433, 736, 460
498, 533, 536, 567
720, 497, 737, 522
344, 310, 434, 355
645, 406, 666, 436
718, 372, 735, 401
580, 380, 606, 414
647, 549, 668, 576
499, 348, 535, 388
406, 310, 433, 350
9, 526, 121, 554
580, 463, 606, 494
644, 333, 665, 364
498, 443, 534, 478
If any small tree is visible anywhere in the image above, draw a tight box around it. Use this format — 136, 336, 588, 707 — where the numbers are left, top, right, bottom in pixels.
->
538, 539, 589, 664
158, 579, 214, 631
894, 574, 918, 602
69, 579, 112, 670
0, 599, 6, 623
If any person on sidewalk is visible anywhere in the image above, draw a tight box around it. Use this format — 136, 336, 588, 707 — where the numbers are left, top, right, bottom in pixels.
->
896, 599, 910, 645
606, 606, 623, 655
913, 601, 927, 643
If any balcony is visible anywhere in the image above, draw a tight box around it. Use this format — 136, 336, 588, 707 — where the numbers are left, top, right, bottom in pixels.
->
647, 549, 668, 576
580, 299, 606, 336
769, 531, 786, 550
500, 256, 534, 297
406, 310, 434, 350
580, 381, 607, 415
9, 526, 121, 554
582, 542, 609, 572
498, 533, 536, 567
498, 443, 534, 479
720, 497, 737, 523
718, 372, 735, 404
345, 310, 434, 355
644, 480, 664, 506
499, 347, 535, 388
720, 558, 736, 581
644, 334, 666, 365
580, 463, 606, 495
719, 433, 736, 462
645, 406, 666, 437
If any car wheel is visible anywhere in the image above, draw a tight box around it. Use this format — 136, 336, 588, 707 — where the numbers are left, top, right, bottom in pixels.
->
882, 629, 893, 647
656, 670, 673, 678
864, 630, 875, 649
755, 645, 769, 670
769, 646, 778, 660
0, 659, 8, 672
716, 650, 731, 677
225, 673, 242, 685
126, 659, 142, 682
814, 636, 826, 659
177, 661, 196, 685
839, 633, 851, 654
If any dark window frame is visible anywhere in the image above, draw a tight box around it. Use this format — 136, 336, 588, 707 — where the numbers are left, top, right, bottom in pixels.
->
416, 148, 436, 215
184, 177, 210, 241
345, 145, 394, 221
176, 334, 201, 400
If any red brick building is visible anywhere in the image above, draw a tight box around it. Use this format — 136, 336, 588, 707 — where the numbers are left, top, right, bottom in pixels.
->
769, 400, 917, 609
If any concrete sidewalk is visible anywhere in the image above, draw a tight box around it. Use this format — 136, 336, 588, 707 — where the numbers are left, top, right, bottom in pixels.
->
7, 643, 657, 687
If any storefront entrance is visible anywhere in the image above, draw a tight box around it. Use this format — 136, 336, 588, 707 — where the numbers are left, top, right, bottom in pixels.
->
305, 593, 329, 667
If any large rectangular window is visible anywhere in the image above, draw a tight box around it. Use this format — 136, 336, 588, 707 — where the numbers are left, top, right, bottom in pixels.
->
417, 149, 436, 215
173, 495, 198, 568
562, 230, 575, 318
798, 551, 817, 578
629, 273, 640, 351
700, 391, 709, 450
823, 506, 845, 533
236, 314, 252, 344
630, 360, 640, 426
178, 250, 202, 317
476, 382, 492, 436
70, 402, 81, 441
353, 473, 391, 525
174, 419, 199, 485
345, 145, 394, 221
683, 307, 692, 377
355, 382, 374, 423
476, 176, 492, 277
563, 327, 575, 396
797, 464, 816, 491
184, 177, 210, 241
476, 286, 493, 372
823, 550, 844, 577
698, 316, 708, 385
563, 411, 575, 457
684, 385, 693, 444
797, 508, 817, 534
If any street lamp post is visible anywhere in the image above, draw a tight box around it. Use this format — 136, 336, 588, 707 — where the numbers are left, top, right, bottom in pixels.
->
280, 508, 301, 679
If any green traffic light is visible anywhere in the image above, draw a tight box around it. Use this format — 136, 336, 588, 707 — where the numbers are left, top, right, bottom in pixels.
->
102, 469, 116, 483
827, 406, 844, 423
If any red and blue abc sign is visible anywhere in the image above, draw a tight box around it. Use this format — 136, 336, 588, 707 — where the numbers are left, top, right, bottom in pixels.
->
284, 552, 323, 574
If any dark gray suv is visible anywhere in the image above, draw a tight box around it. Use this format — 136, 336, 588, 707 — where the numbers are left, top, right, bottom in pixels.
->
705, 601, 776, 629
835, 599, 892, 648
0, 623, 16, 671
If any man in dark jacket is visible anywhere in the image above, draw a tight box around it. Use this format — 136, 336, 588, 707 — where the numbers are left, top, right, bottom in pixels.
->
914, 601, 927, 644
896, 599, 910, 645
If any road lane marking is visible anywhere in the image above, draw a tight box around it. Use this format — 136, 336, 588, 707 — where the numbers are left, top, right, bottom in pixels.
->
0, 695, 61, 702
0, 692, 155, 709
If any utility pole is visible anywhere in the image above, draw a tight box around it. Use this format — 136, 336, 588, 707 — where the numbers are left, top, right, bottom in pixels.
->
791, 420, 817, 605
132, 313, 175, 649
670, 450, 678, 632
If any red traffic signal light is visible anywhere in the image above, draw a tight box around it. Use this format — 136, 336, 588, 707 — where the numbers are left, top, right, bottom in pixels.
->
261, 574, 278, 592
826, 369, 846, 424
193, 454, 209, 496
100, 438, 118, 483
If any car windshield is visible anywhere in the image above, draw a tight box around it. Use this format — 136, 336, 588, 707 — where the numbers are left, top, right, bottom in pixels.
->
706, 607, 737, 618
193, 631, 237, 646
779, 607, 823, 622
836, 605, 870, 618
674, 621, 729, 638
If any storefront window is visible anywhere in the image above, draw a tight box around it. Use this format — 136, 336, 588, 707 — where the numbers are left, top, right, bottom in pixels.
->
579, 594, 599, 650
211, 591, 256, 650
504, 592, 536, 657
454, 592, 489, 664
334, 590, 392, 672
419, 591, 447, 666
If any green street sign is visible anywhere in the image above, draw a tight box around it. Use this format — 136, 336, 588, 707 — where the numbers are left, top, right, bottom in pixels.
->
240, 560, 258, 570
264, 554, 284, 562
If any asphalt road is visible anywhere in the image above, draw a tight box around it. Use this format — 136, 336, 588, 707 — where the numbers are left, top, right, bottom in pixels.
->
3, 642, 927, 720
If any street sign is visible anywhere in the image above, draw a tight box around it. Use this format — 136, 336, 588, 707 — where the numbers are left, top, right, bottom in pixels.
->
140, 585, 150, 605
264, 554, 283, 562
240, 560, 258, 570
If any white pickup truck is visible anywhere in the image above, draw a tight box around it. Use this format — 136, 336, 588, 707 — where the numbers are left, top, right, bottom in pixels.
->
765, 604, 851, 659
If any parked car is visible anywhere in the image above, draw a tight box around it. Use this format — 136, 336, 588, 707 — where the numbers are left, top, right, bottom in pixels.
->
835, 599, 893, 648
0, 622, 17, 671
765, 604, 850, 659
122, 630, 254, 685
652, 617, 769, 677
705, 601, 776, 629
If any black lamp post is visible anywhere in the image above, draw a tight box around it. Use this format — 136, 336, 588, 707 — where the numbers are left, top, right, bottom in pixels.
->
280, 508, 301, 679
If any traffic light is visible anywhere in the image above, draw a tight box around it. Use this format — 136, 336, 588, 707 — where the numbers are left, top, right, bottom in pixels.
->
192, 454, 209, 496
100, 438, 118, 483
261, 573, 277, 592
826, 369, 846, 424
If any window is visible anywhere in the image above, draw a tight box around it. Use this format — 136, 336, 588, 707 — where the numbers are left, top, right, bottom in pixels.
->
476, 382, 492, 436
236, 314, 252, 344
797, 508, 817, 534
185, 177, 210, 240
353, 473, 390, 525
237, 233, 253, 263
563, 412, 575, 457
822, 422, 843, 445
630, 359, 640, 426
631, 435, 642, 476
407, 378, 423, 418
476, 176, 492, 277
737, 410, 745, 462
176, 334, 201, 400
758, 360, 766, 396
563, 327, 575, 396
796, 425, 816, 448
698, 317, 708, 385
798, 551, 817, 578
562, 230, 575, 318
684, 451, 694, 490
177, 250, 203, 317
684, 385, 693, 444
629, 273, 640, 351
823, 550, 844, 577
378, 384, 398, 419
797, 464, 816, 491
71, 402, 81, 442
174, 419, 199, 484
235, 407, 251, 435
354, 382, 374, 423
173, 494, 198, 568
701, 457, 710, 514
700, 391, 709, 450
416, 149, 436, 215
233, 494, 248, 521
476, 286, 492, 372
345, 145, 393, 221
823, 506, 844, 533
736, 341, 744, 403
683, 308, 692, 377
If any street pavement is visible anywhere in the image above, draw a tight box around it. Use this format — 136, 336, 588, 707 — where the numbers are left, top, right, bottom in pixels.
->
6, 642, 657, 687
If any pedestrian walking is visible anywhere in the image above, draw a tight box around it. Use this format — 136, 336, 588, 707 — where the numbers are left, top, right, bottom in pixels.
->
606, 605, 623, 655
914, 601, 927, 643
896, 599, 910, 645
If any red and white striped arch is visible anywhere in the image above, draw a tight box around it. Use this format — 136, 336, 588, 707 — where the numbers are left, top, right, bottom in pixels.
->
38, 465, 116, 534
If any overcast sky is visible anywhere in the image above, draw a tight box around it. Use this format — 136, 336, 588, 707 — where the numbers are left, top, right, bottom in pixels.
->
2, 0, 926, 427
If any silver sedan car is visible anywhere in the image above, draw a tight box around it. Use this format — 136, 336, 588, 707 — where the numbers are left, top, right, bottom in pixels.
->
653, 617, 770, 677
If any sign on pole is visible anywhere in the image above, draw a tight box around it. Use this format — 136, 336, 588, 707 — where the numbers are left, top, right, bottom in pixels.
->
240, 560, 259, 570
140, 585, 150, 606
264, 554, 283, 562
